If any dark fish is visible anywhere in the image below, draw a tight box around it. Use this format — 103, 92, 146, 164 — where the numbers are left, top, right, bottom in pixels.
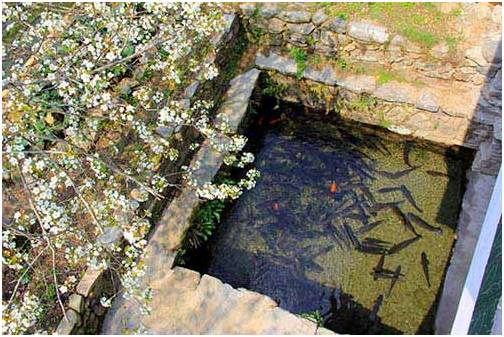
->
376, 165, 421, 179
387, 265, 402, 297
399, 185, 422, 213
354, 220, 385, 236
358, 243, 387, 255
421, 252, 431, 288
371, 268, 405, 280
360, 185, 376, 203
333, 225, 351, 250
369, 294, 384, 322
368, 201, 404, 215
403, 141, 413, 167
426, 170, 453, 178
343, 224, 360, 249
378, 186, 401, 194
407, 213, 443, 235
388, 235, 421, 255
363, 238, 390, 246
374, 254, 386, 272
391, 206, 420, 236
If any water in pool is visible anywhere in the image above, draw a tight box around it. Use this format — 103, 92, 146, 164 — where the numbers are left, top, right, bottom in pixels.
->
184, 98, 473, 334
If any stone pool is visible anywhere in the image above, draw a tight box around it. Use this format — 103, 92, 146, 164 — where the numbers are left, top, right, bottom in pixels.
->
182, 97, 474, 334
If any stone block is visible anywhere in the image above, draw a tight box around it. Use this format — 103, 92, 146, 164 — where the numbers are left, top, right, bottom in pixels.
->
258, 3, 279, 19
312, 8, 328, 26
415, 90, 439, 112
76, 268, 104, 297
255, 52, 297, 76
239, 3, 256, 17
56, 310, 81, 335
277, 11, 311, 23
286, 22, 315, 35
482, 39, 502, 64
325, 17, 347, 34
68, 294, 84, 313
373, 81, 417, 104
348, 21, 389, 44
267, 18, 286, 34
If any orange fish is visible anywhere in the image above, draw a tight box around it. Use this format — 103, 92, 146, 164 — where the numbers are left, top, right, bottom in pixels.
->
330, 182, 337, 193
273, 202, 280, 211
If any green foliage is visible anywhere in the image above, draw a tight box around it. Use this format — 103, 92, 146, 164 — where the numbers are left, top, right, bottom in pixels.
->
376, 109, 392, 129
261, 76, 288, 99
299, 310, 324, 327
376, 69, 407, 85
400, 26, 436, 48
349, 95, 377, 111
175, 199, 226, 265
289, 47, 307, 80
336, 57, 348, 71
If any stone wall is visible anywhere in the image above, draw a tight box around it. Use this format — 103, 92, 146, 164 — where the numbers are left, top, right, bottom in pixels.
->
239, 2, 501, 176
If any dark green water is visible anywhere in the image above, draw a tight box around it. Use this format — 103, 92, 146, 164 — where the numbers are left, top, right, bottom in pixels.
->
185, 98, 473, 334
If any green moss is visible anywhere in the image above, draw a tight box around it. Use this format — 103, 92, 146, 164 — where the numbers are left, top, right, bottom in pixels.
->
290, 47, 307, 80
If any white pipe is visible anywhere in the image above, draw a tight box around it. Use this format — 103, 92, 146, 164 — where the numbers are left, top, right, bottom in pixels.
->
451, 166, 502, 334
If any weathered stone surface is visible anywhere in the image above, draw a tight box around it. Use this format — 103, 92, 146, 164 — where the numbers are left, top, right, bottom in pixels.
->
76, 268, 104, 297
184, 80, 200, 99
68, 294, 84, 313
312, 8, 328, 26
259, 3, 280, 19
390, 35, 422, 53
386, 125, 413, 135
472, 138, 502, 175
430, 42, 449, 59
435, 171, 497, 334
97, 226, 123, 248
492, 5, 502, 24
303, 66, 338, 86
239, 3, 256, 16
325, 17, 347, 34
102, 267, 326, 335
338, 75, 377, 94
286, 22, 316, 35
287, 32, 307, 46
482, 39, 502, 64
415, 90, 439, 112
255, 52, 297, 76
268, 18, 286, 34
373, 81, 417, 104
465, 46, 487, 66
318, 30, 338, 48
56, 310, 80, 335
277, 10, 311, 23
348, 21, 389, 44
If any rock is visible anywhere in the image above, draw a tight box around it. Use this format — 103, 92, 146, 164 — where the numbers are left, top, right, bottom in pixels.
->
76, 268, 104, 297
482, 39, 502, 64
184, 81, 200, 99
472, 139, 502, 176
259, 3, 279, 19
430, 42, 449, 59
156, 126, 175, 138
325, 17, 347, 34
492, 5, 502, 24
267, 18, 286, 34
98, 226, 123, 249
318, 30, 338, 48
239, 3, 256, 17
303, 66, 338, 85
130, 188, 149, 202
481, 70, 502, 106
373, 81, 417, 104
494, 117, 502, 141
68, 294, 84, 313
387, 125, 413, 135
339, 75, 377, 94
389, 35, 422, 53
438, 3, 459, 14
465, 46, 487, 66
277, 11, 311, 23
312, 9, 328, 26
286, 22, 315, 35
287, 32, 307, 46
416, 91, 439, 112
348, 21, 389, 44
56, 310, 81, 335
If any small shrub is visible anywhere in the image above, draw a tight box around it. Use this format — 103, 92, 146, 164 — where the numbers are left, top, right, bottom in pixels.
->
289, 47, 307, 80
